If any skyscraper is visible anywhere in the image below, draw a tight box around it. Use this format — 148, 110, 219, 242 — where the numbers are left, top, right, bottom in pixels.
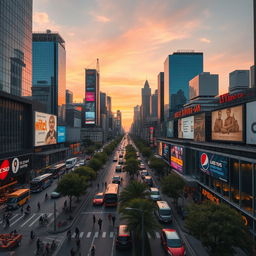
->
151, 89, 158, 118
164, 51, 203, 116
32, 30, 66, 124
141, 80, 151, 120
229, 70, 249, 93
66, 89, 73, 104
116, 110, 122, 134
157, 72, 164, 123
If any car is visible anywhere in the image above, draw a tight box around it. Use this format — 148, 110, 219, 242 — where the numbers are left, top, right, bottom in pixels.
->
144, 176, 153, 187
74, 163, 80, 169
119, 154, 123, 158
113, 157, 118, 162
118, 159, 124, 165
51, 191, 61, 199
139, 164, 145, 170
149, 187, 161, 201
116, 165, 122, 172
79, 160, 86, 166
93, 192, 104, 206
161, 229, 186, 256
140, 170, 149, 179
112, 176, 121, 184
116, 225, 132, 249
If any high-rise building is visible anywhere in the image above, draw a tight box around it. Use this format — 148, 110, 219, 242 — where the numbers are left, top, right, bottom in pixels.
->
164, 51, 203, 116
250, 65, 255, 88
157, 72, 164, 123
229, 70, 249, 93
116, 110, 122, 134
66, 89, 73, 104
151, 89, 158, 118
141, 80, 151, 120
100, 92, 107, 114
32, 30, 66, 124
84, 69, 100, 126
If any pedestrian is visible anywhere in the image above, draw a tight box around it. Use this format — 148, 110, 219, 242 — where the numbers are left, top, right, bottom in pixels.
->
104, 182, 107, 188
5, 216, 10, 227
108, 213, 112, 224
45, 193, 48, 200
112, 215, 116, 227
36, 238, 40, 254
75, 227, 79, 238
37, 202, 40, 211
98, 218, 102, 231
26, 204, 31, 212
93, 215, 96, 225
64, 200, 67, 209
30, 230, 35, 240
45, 242, 50, 255
70, 248, 75, 256
76, 238, 80, 250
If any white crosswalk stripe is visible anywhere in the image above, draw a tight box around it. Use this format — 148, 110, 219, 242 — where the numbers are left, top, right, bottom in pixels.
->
86, 232, 91, 238
10, 214, 24, 226
156, 232, 160, 238
79, 232, 84, 238
72, 233, 76, 239
94, 232, 99, 238
109, 232, 114, 238
20, 213, 36, 227
102, 232, 106, 238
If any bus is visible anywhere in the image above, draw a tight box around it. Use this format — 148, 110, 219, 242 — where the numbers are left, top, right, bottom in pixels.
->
104, 184, 119, 207
30, 173, 53, 192
6, 189, 30, 210
48, 163, 66, 179
65, 157, 78, 170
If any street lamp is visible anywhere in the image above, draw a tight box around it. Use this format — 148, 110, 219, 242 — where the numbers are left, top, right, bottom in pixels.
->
125, 207, 144, 256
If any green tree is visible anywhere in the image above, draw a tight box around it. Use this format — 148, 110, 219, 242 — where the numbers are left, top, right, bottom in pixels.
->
149, 157, 166, 176
141, 147, 152, 158
125, 151, 137, 160
185, 202, 252, 256
161, 173, 185, 204
74, 166, 96, 180
94, 152, 108, 165
88, 158, 102, 171
56, 173, 87, 211
86, 145, 96, 155
124, 158, 139, 178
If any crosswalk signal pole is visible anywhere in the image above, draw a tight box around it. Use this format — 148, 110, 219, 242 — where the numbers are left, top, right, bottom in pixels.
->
54, 200, 56, 232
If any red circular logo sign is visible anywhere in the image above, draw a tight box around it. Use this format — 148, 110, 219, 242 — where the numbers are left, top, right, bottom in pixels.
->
0, 160, 10, 180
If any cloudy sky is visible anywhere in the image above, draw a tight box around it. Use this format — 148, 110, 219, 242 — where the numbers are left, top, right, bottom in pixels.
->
33, 0, 253, 130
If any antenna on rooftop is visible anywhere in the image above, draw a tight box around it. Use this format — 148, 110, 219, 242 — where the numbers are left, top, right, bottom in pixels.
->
97, 58, 100, 73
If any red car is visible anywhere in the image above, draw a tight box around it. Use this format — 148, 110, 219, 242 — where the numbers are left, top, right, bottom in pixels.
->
161, 229, 186, 256
92, 193, 104, 206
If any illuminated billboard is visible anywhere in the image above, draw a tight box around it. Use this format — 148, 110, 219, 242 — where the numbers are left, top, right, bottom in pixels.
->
178, 116, 194, 139
212, 105, 243, 142
158, 142, 162, 156
85, 92, 95, 102
246, 101, 256, 144
194, 113, 205, 142
57, 126, 66, 143
166, 121, 174, 138
170, 145, 184, 173
162, 143, 170, 161
85, 112, 95, 124
86, 70, 96, 91
85, 102, 95, 112
35, 112, 57, 147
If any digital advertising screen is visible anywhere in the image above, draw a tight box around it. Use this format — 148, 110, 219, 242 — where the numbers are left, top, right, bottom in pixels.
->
57, 126, 66, 143
85, 102, 95, 112
246, 101, 256, 144
86, 70, 96, 91
85, 92, 95, 102
199, 151, 228, 182
170, 145, 184, 173
158, 142, 162, 156
194, 113, 205, 142
34, 112, 57, 147
166, 121, 174, 138
212, 105, 243, 142
162, 143, 170, 161
178, 116, 194, 139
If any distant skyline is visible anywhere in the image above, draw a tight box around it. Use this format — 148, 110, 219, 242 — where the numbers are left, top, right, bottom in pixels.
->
33, 0, 253, 131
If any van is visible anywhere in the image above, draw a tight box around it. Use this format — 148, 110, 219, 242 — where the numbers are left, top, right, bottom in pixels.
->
150, 187, 161, 201
116, 225, 132, 249
144, 176, 153, 187
6, 189, 30, 210
155, 201, 172, 223
65, 157, 78, 169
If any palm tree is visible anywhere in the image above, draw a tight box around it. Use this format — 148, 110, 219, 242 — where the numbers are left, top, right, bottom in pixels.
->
118, 181, 149, 211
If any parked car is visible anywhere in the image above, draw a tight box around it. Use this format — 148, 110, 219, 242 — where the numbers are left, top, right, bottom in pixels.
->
92, 192, 104, 206
161, 229, 186, 256
116, 225, 132, 250
51, 191, 61, 199
149, 187, 161, 201
112, 176, 121, 184
116, 165, 122, 172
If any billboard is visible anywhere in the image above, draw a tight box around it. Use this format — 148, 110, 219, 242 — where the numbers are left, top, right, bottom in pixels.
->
199, 151, 228, 182
35, 112, 57, 146
86, 70, 96, 91
212, 105, 243, 142
85, 102, 95, 112
170, 145, 184, 173
162, 143, 170, 161
85, 92, 95, 102
166, 121, 174, 138
246, 101, 256, 144
178, 116, 194, 139
194, 113, 205, 142
57, 126, 66, 143
85, 112, 95, 124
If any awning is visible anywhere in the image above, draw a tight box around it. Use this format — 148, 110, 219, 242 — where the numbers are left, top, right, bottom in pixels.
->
34, 147, 69, 156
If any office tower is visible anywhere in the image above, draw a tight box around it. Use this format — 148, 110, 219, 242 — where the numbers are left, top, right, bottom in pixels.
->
229, 70, 249, 93
141, 80, 151, 120
157, 72, 164, 123
134, 105, 140, 122
164, 51, 203, 115
100, 92, 107, 114
189, 72, 219, 100
151, 89, 158, 118
84, 69, 100, 126
107, 96, 112, 113
66, 89, 73, 104
116, 110, 122, 134
32, 30, 66, 124
250, 65, 255, 88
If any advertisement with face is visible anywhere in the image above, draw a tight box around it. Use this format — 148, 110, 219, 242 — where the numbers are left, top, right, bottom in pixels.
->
85, 102, 95, 112
212, 105, 243, 142
170, 145, 183, 173
162, 143, 170, 161
246, 101, 256, 144
178, 116, 194, 139
35, 112, 57, 146
199, 151, 228, 182
57, 126, 66, 143
166, 121, 174, 138
86, 70, 96, 91
85, 92, 95, 102
194, 113, 205, 142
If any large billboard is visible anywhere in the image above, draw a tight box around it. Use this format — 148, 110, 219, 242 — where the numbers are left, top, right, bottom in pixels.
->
199, 151, 228, 182
212, 105, 243, 142
86, 70, 96, 91
194, 113, 205, 142
246, 101, 256, 144
166, 121, 174, 138
35, 112, 57, 146
170, 145, 184, 173
57, 126, 66, 143
85, 92, 95, 102
178, 116, 194, 139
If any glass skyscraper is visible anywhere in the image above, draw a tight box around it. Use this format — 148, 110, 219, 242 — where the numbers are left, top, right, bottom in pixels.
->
0, 0, 32, 96
32, 31, 66, 124
164, 52, 203, 116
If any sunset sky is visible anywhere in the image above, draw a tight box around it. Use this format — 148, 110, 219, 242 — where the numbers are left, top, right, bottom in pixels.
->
33, 0, 253, 131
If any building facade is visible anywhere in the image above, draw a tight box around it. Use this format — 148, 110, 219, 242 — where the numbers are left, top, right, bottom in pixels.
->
141, 80, 151, 120
66, 89, 73, 104
229, 70, 249, 93
151, 89, 158, 118
157, 72, 164, 123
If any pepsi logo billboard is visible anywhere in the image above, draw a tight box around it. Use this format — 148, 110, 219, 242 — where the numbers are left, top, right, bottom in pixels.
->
199, 152, 228, 182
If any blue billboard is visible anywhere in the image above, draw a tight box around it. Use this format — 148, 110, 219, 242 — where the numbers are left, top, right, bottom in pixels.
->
57, 126, 66, 143
199, 151, 228, 182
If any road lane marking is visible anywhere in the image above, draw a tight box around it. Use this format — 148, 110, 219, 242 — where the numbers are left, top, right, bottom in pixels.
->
29, 213, 43, 227
110, 232, 114, 238
20, 213, 35, 227
111, 233, 115, 256
10, 214, 19, 221
47, 213, 53, 218
79, 232, 84, 238
86, 232, 91, 238
156, 232, 160, 238
94, 232, 99, 238
72, 233, 76, 238
147, 232, 151, 239
102, 232, 106, 238
10, 214, 24, 226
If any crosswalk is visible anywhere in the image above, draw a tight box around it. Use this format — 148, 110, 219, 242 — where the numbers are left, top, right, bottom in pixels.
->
0, 212, 53, 228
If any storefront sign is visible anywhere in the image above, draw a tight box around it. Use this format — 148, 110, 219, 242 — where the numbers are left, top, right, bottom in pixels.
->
219, 92, 245, 104
174, 104, 200, 118
201, 188, 220, 204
